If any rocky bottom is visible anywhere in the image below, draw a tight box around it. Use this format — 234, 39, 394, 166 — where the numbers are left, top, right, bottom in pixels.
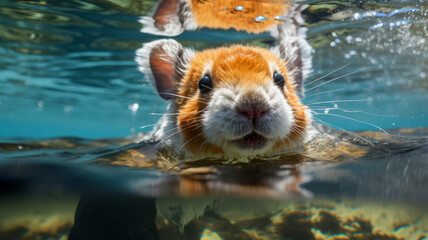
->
0, 198, 426, 240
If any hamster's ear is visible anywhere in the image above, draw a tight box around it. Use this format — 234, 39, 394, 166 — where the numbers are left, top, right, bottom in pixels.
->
136, 39, 195, 100
152, 0, 180, 29
139, 0, 197, 36
270, 4, 312, 96
140, 0, 183, 36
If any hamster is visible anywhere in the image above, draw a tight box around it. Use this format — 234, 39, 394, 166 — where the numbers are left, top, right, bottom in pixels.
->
136, 39, 314, 160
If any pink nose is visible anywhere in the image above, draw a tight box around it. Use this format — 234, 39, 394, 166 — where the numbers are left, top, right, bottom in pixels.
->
239, 109, 267, 120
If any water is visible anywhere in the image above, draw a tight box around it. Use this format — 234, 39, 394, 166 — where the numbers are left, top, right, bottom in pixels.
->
1, 0, 428, 239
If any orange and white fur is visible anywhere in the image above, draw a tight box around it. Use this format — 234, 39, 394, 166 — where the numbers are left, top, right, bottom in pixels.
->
136, 19, 313, 160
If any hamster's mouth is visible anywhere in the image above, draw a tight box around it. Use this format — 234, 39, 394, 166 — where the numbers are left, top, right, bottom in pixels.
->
232, 132, 268, 149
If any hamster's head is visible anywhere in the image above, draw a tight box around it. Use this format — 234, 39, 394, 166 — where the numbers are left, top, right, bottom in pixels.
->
137, 39, 310, 158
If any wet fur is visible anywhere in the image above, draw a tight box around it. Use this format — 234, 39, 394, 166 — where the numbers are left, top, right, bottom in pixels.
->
137, 42, 311, 159
136, 1, 313, 159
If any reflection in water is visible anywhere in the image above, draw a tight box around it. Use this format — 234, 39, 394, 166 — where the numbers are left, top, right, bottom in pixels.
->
69, 195, 159, 240
140, 0, 304, 36
0, 124, 427, 239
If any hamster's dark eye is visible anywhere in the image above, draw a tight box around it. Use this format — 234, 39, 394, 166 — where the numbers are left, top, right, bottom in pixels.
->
273, 72, 285, 88
198, 75, 213, 94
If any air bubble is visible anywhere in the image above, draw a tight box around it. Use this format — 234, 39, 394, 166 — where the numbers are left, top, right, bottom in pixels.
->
235, 6, 244, 11
64, 106, 73, 113
255, 16, 266, 22
274, 15, 287, 21
128, 103, 139, 112
37, 100, 44, 109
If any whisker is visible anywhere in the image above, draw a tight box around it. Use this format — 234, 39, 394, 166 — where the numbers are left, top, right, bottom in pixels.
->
155, 122, 202, 147
158, 120, 199, 136
270, 148, 304, 157
307, 99, 368, 106
310, 108, 399, 118
158, 92, 192, 100
313, 117, 375, 147
303, 88, 344, 99
150, 112, 179, 116
158, 92, 209, 104
150, 110, 207, 116
193, 134, 212, 160
291, 125, 306, 137
177, 132, 204, 152
304, 63, 350, 87
283, 134, 293, 149
313, 113, 389, 134
290, 126, 307, 143
139, 122, 166, 129
304, 67, 369, 93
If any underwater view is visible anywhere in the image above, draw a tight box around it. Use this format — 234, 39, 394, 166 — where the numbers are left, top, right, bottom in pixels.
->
0, 0, 428, 239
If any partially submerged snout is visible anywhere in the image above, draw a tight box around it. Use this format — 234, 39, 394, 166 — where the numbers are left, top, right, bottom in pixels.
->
235, 91, 271, 150
202, 79, 295, 156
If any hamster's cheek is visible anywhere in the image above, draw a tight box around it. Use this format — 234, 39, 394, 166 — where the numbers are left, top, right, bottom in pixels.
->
202, 111, 250, 143
254, 110, 291, 138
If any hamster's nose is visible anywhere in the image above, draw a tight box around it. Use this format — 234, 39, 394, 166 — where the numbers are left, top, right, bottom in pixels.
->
236, 91, 269, 120
238, 108, 268, 120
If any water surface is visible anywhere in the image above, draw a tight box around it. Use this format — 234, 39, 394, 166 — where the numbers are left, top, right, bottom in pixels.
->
0, 0, 427, 239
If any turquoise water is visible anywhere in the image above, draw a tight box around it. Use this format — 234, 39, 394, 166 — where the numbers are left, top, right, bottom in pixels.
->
0, 0, 427, 139
0, 0, 428, 239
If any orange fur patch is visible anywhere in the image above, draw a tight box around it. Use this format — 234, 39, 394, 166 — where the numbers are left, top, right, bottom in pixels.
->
189, 0, 291, 34
176, 45, 308, 156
